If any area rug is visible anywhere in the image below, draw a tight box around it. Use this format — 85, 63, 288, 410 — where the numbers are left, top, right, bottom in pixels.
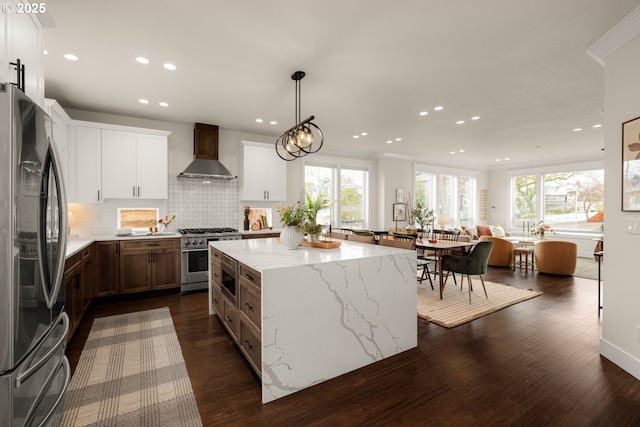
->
61, 307, 202, 427
573, 256, 601, 280
417, 280, 542, 328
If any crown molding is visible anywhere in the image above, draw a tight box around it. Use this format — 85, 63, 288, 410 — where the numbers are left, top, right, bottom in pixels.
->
587, 6, 640, 66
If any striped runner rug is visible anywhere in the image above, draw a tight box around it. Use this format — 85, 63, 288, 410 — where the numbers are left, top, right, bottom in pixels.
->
417, 279, 542, 328
61, 307, 202, 427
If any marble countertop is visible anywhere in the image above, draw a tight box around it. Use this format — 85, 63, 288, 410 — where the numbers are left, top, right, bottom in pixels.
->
210, 238, 414, 272
65, 232, 180, 258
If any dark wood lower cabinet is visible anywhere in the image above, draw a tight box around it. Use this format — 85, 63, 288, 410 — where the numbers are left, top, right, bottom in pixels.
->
65, 246, 93, 342
119, 238, 181, 294
93, 241, 119, 297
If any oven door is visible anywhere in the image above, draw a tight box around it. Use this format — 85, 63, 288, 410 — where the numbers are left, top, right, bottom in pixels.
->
181, 248, 209, 285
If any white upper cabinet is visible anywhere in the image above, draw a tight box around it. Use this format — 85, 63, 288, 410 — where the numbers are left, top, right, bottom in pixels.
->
45, 99, 70, 184
101, 129, 168, 199
241, 142, 286, 201
73, 126, 102, 203
2, 2, 45, 107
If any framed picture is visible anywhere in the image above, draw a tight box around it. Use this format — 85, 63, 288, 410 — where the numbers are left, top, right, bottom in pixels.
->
396, 188, 404, 202
622, 115, 640, 211
393, 203, 406, 221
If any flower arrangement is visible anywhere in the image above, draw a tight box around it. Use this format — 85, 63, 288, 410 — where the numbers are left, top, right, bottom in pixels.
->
276, 202, 306, 229
158, 214, 176, 231
243, 206, 251, 217
529, 220, 555, 239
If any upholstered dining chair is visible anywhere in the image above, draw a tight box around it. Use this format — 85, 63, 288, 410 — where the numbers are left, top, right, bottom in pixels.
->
440, 240, 494, 304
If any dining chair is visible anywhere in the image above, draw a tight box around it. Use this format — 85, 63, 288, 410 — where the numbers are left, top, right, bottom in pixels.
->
378, 236, 415, 250
432, 229, 460, 241
325, 231, 348, 240
416, 246, 435, 289
440, 240, 494, 303
347, 233, 375, 244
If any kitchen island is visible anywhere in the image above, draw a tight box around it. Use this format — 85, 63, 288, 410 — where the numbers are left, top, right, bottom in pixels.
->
209, 237, 417, 403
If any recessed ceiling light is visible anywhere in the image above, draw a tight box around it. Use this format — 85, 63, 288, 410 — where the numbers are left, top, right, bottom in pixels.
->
159, 102, 169, 107
456, 120, 464, 125
495, 159, 501, 162
43, 49, 48, 55
592, 124, 602, 128
361, 132, 367, 136
353, 135, 360, 139
419, 111, 428, 116
135, 56, 150, 64
573, 128, 583, 131
138, 99, 149, 104
163, 63, 176, 71
64, 53, 78, 61
471, 116, 480, 120
504, 157, 510, 161
458, 149, 465, 153
450, 151, 456, 154
256, 118, 263, 123
386, 140, 393, 144
434, 106, 444, 111
270, 121, 277, 125
395, 138, 402, 141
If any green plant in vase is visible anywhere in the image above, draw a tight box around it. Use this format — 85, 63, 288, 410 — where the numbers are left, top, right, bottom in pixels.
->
303, 193, 332, 242
276, 202, 305, 230
411, 202, 434, 240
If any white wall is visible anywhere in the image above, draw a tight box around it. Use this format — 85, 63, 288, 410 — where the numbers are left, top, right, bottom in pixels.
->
599, 34, 640, 380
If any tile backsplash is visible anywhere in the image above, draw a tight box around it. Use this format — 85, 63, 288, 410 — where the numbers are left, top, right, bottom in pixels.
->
69, 177, 239, 236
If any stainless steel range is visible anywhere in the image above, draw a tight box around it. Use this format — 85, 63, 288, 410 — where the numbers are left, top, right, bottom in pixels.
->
179, 227, 242, 293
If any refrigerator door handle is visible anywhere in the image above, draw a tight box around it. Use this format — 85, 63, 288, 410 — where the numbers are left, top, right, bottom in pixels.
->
48, 142, 68, 307
23, 356, 70, 427
16, 312, 68, 388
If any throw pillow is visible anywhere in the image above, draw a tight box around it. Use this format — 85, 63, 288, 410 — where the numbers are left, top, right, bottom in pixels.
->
477, 225, 492, 237
490, 225, 506, 237
466, 226, 478, 238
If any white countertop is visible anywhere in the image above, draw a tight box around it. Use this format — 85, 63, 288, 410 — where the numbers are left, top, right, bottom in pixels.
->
65, 232, 180, 258
210, 237, 414, 272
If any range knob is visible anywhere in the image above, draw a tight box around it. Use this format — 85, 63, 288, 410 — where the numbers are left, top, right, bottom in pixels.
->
199, 239, 204, 245
185, 241, 190, 246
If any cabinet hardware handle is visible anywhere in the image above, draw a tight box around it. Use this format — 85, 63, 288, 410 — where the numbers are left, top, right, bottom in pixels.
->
137, 186, 140, 197
225, 315, 232, 323
133, 186, 136, 197
212, 298, 218, 304
244, 302, 254, 311
243, 340, 253, 350
10, 58, 25, 93
97, 190, 100, 201
267, 190, 270, 199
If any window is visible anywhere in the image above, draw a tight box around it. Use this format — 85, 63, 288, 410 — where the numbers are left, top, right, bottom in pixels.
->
414, 168, 477, 226
510, 167, 604, 233
304, 162, 369, 229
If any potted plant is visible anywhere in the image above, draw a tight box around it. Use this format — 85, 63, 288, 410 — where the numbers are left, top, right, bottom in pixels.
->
276, 202, 306, 249
411, 202, 434, 240
303, 193, 331, 242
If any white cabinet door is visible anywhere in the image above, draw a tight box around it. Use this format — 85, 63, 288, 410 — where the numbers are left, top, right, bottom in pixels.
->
135, 133, 168, 199
6, 5, 43, 106
242, 144, 287, 201
75, 127, 102, 203
101, 129, 137, 199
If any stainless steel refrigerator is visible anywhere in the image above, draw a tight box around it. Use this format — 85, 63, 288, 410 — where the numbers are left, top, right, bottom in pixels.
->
0, 84, 70, 426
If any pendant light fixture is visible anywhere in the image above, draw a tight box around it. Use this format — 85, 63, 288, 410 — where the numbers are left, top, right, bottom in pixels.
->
275, 71, 323, 161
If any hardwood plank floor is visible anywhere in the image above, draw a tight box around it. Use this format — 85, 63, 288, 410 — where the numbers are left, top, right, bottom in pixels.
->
66, 268, 640, 426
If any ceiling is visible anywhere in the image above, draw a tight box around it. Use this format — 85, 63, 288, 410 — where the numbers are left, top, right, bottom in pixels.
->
41, 0, 640, 170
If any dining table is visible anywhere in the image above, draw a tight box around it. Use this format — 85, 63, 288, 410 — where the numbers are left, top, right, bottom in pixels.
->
415, 239, 478, 299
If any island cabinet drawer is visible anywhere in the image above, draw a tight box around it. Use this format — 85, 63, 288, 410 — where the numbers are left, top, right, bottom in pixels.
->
240, 318, 262, 377
210, 283, 222, 315
239, 278, 261, 330
222, 298, 239, 341
239, 263, 261, 288
211, 259, 222, 287
211, 247, 222, 262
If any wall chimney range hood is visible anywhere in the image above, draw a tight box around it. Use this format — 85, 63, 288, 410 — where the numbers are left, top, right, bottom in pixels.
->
178, 123, 236, 180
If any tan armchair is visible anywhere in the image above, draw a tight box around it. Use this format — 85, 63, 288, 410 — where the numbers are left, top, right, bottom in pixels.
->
479, 236, 514, 267
534, 240, 577, 275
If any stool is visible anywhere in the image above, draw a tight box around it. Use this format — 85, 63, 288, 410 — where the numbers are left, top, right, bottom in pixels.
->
513, 247, 535, 272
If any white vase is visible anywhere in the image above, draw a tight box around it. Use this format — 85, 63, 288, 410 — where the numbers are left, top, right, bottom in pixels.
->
280, 226, 304, 249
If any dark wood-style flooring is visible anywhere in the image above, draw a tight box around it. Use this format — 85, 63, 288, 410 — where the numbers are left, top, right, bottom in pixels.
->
66, 268, 640, 426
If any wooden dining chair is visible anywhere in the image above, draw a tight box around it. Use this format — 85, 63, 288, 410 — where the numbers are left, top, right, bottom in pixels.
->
347, 233, 375, 244
378, 235, 415, 250
325, 231, 348, 240
432, 229, 460, 241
